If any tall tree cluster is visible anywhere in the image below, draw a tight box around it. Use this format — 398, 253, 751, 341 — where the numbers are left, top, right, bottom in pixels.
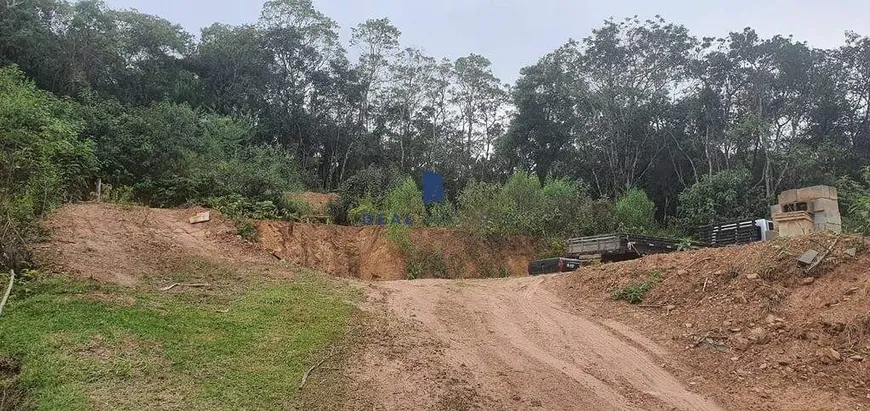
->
501, 17, 870, 217
1, 0, 512, 195
2, 1, 869, 222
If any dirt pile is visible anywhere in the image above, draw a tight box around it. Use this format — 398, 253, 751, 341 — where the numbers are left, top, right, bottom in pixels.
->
550, 234, 870, 410
257, 221, 538, 280
33, 203, 266, 285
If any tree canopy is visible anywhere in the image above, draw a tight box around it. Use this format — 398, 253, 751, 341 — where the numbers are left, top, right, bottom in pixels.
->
2, 1, 869, 258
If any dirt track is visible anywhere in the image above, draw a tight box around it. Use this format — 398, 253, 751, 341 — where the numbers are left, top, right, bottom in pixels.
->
358, 276, 722, 410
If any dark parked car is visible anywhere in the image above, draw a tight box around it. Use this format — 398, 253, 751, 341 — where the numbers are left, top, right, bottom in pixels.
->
528, 257, 583, 276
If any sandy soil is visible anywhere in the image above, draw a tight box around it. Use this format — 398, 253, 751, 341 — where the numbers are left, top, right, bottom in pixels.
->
352, 276, 722, 410
33, 203, 266, 285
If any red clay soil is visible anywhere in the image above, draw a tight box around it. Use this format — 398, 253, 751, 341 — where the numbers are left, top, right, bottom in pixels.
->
33, 203, 266, 285
549, 233, 870, 410
256, 221, 538, 280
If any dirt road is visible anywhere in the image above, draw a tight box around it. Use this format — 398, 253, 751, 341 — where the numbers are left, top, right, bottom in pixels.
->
356, 276, 723, 411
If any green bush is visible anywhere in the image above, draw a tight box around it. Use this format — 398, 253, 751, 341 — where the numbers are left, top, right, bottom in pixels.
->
279, 193, 317, 219
838, 166, 870, 235
384, 177, 426, 223
348, 193, 380, 226
456, 180, 507, 237
405, 248, 450, 280
338, 167, 403, 210
676, 169, 768, 233
0, 66, 98, 269
94, 102, 302, 209
385, 223, 413, 253
614, 188, 657, 234
424, 201, 456, 227
206, 195, 282, 220
102, 184, 135, 204
456, 172, 612, 240
234, 219, 259, 242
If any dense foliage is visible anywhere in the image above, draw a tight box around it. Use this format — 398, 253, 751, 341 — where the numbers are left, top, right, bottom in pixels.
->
0, 66, 97, 268
2, 0, 870, 267
676, 169, 768, 229
456, 173, 613, 239
838, 167, 870, 235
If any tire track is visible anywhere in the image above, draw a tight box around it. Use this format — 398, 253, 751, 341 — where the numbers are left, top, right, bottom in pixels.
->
363, 277, 723, 411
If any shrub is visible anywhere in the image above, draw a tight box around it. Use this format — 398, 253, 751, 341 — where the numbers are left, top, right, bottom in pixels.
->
234, 219, 259, 242
405, 248, 450, 280
102, 185, 135, 205
338, 167, 403, 211
348, 193, 380, 226
424, 201, 456, 227
614, 188, 657, 234
206, 195, 282, 220
279, 193, 317, 220
456, 172, 612, 240
385, 223, 413, 253
383, 177, 425, 223
96, 102, 302, 209
0, 66, 98, 269
456, 180, 506, 237
611, 271, 662, 304
500, 173, 550, 236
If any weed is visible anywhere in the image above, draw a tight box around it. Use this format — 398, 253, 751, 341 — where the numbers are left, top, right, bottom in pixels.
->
102, 185, 136, 205
611, 271, 662, 304
405, 260, 422, 280
235, 219, 258, 242
405, 248, 449, 279
385, 224, 413, 253
0, 357, 28, 411
538, 237, 567, 259
677, 238, 699, 252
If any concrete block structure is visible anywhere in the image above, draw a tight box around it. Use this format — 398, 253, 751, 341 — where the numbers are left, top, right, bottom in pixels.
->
770, 185, 842, 237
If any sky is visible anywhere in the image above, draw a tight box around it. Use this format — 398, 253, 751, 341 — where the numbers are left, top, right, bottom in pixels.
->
103, 0, 869, 83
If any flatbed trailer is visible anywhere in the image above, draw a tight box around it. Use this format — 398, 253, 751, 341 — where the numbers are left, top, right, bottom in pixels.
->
565, 233, 693, 262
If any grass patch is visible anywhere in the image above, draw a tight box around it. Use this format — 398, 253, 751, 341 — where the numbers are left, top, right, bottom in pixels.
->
611, 271, 662, 304
0, 270, 354, 410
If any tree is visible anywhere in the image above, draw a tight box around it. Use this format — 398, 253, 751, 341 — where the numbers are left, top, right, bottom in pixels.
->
453, 54, 507, 160
340, 18, 401, 181
194, 24, 272, 115
501, 42, 584, 179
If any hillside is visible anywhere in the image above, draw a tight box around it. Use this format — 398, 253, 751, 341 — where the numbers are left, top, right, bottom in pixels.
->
1, 203, 867, 410
551, 234, 870, 410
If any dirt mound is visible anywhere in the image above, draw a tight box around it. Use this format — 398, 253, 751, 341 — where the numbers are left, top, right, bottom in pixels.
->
34, 203, 266, 285
257, 221, 538, 280
550, 234, 870, 410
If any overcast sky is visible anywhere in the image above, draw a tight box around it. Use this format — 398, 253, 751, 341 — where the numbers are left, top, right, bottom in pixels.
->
104, 0, 869, 82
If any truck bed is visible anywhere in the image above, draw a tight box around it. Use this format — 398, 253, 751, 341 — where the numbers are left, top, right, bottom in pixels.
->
565, 233, 687, 262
